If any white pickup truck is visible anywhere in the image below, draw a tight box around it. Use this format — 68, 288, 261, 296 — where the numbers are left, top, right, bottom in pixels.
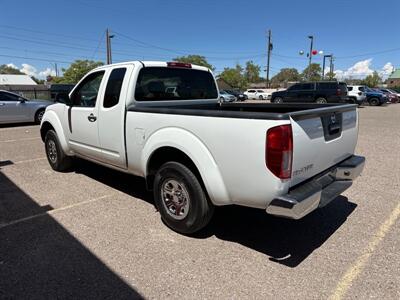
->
40, 61, 365, 234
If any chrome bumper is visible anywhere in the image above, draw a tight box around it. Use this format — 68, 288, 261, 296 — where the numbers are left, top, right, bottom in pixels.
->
266, 155, 365, 219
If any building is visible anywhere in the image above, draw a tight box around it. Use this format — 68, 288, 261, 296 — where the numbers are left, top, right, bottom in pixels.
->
0, 74, 52, 99
387, 69, 400, 88
0, 74, 37, 85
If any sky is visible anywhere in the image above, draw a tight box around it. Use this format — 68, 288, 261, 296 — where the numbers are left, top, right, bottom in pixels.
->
1, 0, 399, 79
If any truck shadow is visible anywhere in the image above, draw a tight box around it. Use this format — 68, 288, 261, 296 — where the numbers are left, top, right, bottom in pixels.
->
197, 197, 357, 268
0, 166, 143, 299
71, 159, 357, 268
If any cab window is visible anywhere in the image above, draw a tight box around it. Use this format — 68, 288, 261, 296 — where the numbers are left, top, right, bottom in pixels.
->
71, 71, 105, 107
103, 68, 126, 108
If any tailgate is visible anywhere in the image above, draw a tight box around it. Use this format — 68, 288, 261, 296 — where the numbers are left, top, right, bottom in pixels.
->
289, 105, 358, 187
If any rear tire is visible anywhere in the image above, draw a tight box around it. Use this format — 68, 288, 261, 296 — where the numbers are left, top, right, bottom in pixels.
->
45, 130, 72, 171
369, 98, 379, 106
153, 162, 214, 234
35, 109, 45, 124
316, 97, 327, 104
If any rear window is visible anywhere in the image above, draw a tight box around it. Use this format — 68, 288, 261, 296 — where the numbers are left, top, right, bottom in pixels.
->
318, 82, 337, 90
300, 83, 314, 90
135, 67, 218, 101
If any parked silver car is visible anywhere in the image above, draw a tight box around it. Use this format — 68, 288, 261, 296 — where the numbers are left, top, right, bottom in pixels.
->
0, 90, 52, 124
219, 90, 236, 102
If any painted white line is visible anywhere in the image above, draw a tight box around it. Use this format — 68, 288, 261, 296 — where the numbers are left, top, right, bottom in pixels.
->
329, 201, 400, 300
14, 157, 47, 164
0, 126, 38, 132
0, 194, 113, 230
0, 137, 40, 143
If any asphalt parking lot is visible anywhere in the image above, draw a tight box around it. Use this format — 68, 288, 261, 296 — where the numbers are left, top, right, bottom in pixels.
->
0, 104, 399, 299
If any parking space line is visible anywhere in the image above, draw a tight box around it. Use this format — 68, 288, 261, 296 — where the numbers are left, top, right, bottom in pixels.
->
12, 157, 47, 164
329, 201, 400, 300
0, 194, 113, 231
0, 137, 41, 143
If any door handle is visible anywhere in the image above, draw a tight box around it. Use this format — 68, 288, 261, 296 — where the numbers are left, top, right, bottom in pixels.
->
0, 103, 5, 106
87, 113, 97, 122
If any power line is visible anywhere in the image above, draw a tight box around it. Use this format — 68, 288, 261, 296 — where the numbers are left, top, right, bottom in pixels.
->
0, 54, 72, 64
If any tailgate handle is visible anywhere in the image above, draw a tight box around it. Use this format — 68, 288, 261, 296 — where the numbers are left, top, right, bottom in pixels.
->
328, 123, 341, 134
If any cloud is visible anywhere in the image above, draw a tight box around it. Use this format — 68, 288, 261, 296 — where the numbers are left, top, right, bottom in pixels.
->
20, 63, 38, 77
7, 63, 18, 69
379, 62, 394, 80
39, 68, 56, 78
334, 59, 394, 80
5, 63, 57, 79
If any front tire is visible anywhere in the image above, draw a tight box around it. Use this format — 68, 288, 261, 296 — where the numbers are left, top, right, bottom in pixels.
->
45, 130, 72, 171
259, 95, 263, 100
153, 162, 214, 234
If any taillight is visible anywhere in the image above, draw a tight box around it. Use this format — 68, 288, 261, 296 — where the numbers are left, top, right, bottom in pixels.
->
266, 125, 293, 179
167, 62, 192, 68
336, 88, 342, 96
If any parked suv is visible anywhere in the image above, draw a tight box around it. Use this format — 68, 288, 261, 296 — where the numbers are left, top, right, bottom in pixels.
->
365, 87, 387, 106
347, 85, 367, 105
271, 81, 348, 104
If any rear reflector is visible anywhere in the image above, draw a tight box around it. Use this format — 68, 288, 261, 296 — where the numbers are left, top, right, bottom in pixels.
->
167, 62, 192, 68
266, 125, 293, 179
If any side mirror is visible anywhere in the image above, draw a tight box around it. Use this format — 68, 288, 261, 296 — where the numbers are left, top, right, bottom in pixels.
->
18, 97, 26, 103
55, 92, 72, 106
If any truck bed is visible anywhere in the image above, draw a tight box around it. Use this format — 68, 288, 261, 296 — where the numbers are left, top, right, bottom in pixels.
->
128, 102, 357, 120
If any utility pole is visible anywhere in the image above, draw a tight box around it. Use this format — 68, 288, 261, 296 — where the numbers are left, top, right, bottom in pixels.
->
266, 29, 272, 88
307, 35, 314, 80
106, 28, 114, 64
53, 63, 59, 77
329, 55, 334, 75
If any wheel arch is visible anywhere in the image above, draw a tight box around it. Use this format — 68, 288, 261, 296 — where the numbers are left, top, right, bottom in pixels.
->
142, 128, 230, 206
40, 110, 69, 153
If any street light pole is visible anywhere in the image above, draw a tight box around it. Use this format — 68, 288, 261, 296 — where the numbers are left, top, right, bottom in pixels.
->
308, 35, 313, 80
322, 54, 332, 80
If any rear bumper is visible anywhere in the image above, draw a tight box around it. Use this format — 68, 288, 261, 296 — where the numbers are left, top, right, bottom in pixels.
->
266, 155, 365, 219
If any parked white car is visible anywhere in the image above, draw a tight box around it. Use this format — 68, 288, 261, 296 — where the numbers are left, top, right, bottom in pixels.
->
347, 85, 367, 105
244, 89, 270, 100
40, 61, 365, 234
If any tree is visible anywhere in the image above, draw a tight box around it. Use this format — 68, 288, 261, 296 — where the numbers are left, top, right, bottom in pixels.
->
324, 71, 336, 80
219, 64, 248, 90
361, 71, 381, 87
301, 63, 322, 81
0, 64, 24, 74
271, 68, 300, 85
61, 60, 104, 84
172, 55, 214, 70
244, 60, 261, 83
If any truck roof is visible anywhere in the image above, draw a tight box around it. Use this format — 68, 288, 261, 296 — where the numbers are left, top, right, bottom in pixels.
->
93, 61, 211, 72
